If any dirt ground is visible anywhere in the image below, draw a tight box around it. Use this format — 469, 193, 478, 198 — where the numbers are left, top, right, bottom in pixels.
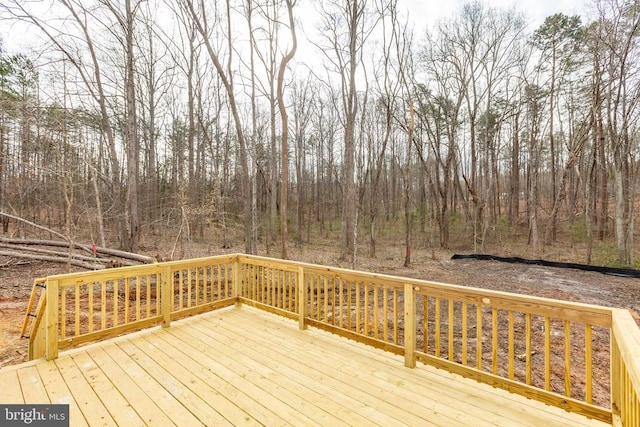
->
2, 240, 639, 406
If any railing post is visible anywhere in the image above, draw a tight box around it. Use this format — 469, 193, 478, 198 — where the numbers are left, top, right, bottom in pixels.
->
610, 330, 622, 425
45, 278, 59, 361
404, 283, 416, 368
233, 258, 241, 307
298, 267, 306, 330
161, 265, 172, 328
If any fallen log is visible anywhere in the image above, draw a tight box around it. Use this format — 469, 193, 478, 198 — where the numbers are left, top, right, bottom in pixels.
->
0, 238, 155, 264
0, 250, 104, 270
0, 243, 141, 266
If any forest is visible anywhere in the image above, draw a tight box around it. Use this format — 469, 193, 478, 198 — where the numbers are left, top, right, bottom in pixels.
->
0, 0, 638, 269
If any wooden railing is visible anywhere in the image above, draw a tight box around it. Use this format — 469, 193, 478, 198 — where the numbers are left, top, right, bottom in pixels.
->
27, 255, 237, 360
25, 254, 640, 425
611, 309, 640, 426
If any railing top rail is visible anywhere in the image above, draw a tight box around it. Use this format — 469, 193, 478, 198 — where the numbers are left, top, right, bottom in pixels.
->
46, 253, 237, 286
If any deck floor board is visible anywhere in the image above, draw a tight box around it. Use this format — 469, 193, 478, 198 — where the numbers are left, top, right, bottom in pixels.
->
35, 360, 88, 427
0, 306, 610, 427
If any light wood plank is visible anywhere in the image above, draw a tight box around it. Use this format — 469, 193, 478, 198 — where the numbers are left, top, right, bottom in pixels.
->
8, 304, 610, 427
190, 315, 424, 427
152, 327, 321, 427
103, 341, 203, 426
70, 351, 144, 426
17, 365, 50, 403
123, 334, 256, 426
169, 317, 374, 426
143, 329, 295, 426
0, 369, 25, 403
203, 310, 497, 427
53, 354, 116, 426
35, 360, 88, 427
220, 307, 606, 427
84, 345, 175, 426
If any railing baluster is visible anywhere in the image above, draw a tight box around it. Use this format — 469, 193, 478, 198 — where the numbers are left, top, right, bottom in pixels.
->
339, 279, 344, 328
125, 277, 130, 321
252, 264, 256, 301
331, 277, 336, 326
461, 302, 467, 365
393, 289, 398, 344
508, 310, 514, 380
526, 313, 532, 385
435, 297, 441, 357
383, 288, 389, 343
476, 304, 482, 370
114, 279, 120, 327
178, 270, 183, 310
355, 282, 360, 333
74, 284, 80, 337
88, 283, 94, 333
60, 286, 66, 340
492, 308, 498, 375
347, 281, 352, 331
585, 323, 592, 404
101, 281, 106, 330
423, 295, 428, 353
194, 268, 198, 306
373, 286, 379, 339
564, 320, 571, 397
135, 276, 141, 321
324, 276, 329, 323
544, 316, 551, 391
270, 268, 275, 307
448, 298, 454, 362
364, 283, 369, 337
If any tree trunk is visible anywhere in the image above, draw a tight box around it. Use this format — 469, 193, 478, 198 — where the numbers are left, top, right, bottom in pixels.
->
276, 0, 297, 259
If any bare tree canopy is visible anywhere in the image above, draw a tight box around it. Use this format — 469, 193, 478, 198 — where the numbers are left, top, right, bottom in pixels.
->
0, 0, 639, 267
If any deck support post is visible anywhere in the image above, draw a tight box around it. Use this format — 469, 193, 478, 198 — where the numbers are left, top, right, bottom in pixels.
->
233, 259, 241, 307
298, 267, 306, 330
404, 283, 416, 368
161, 266, 172, 328
45, 278, 59, 361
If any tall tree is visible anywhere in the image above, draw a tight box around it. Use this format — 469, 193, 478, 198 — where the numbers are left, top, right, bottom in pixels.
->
594, 0, 640, 265
533, 13, 583, 244
316, 0, 375, 265
181, 0, 255, 254
276, 0, 298, 259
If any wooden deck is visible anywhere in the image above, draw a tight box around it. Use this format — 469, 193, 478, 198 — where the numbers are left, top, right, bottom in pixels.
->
2, 306, 609, 426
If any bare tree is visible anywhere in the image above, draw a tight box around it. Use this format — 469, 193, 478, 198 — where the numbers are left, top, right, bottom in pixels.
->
315, 0, 378, 265
594, 0, 640, 265
533, 13, 584, 244
180, 0, 255, 253
276, 0, 298, 259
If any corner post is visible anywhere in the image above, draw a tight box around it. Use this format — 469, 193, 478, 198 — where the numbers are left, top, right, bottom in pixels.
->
610, 311, 622, 423
161, 265, 172, 328
233, 257, 241, 307
45, 278, 59, 361
404, 283, 416, 368
298, 267, 306, 330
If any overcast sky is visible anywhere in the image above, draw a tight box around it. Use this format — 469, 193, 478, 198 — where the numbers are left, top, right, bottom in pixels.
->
400, 0, 588, 30
1, 0, 591, 53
